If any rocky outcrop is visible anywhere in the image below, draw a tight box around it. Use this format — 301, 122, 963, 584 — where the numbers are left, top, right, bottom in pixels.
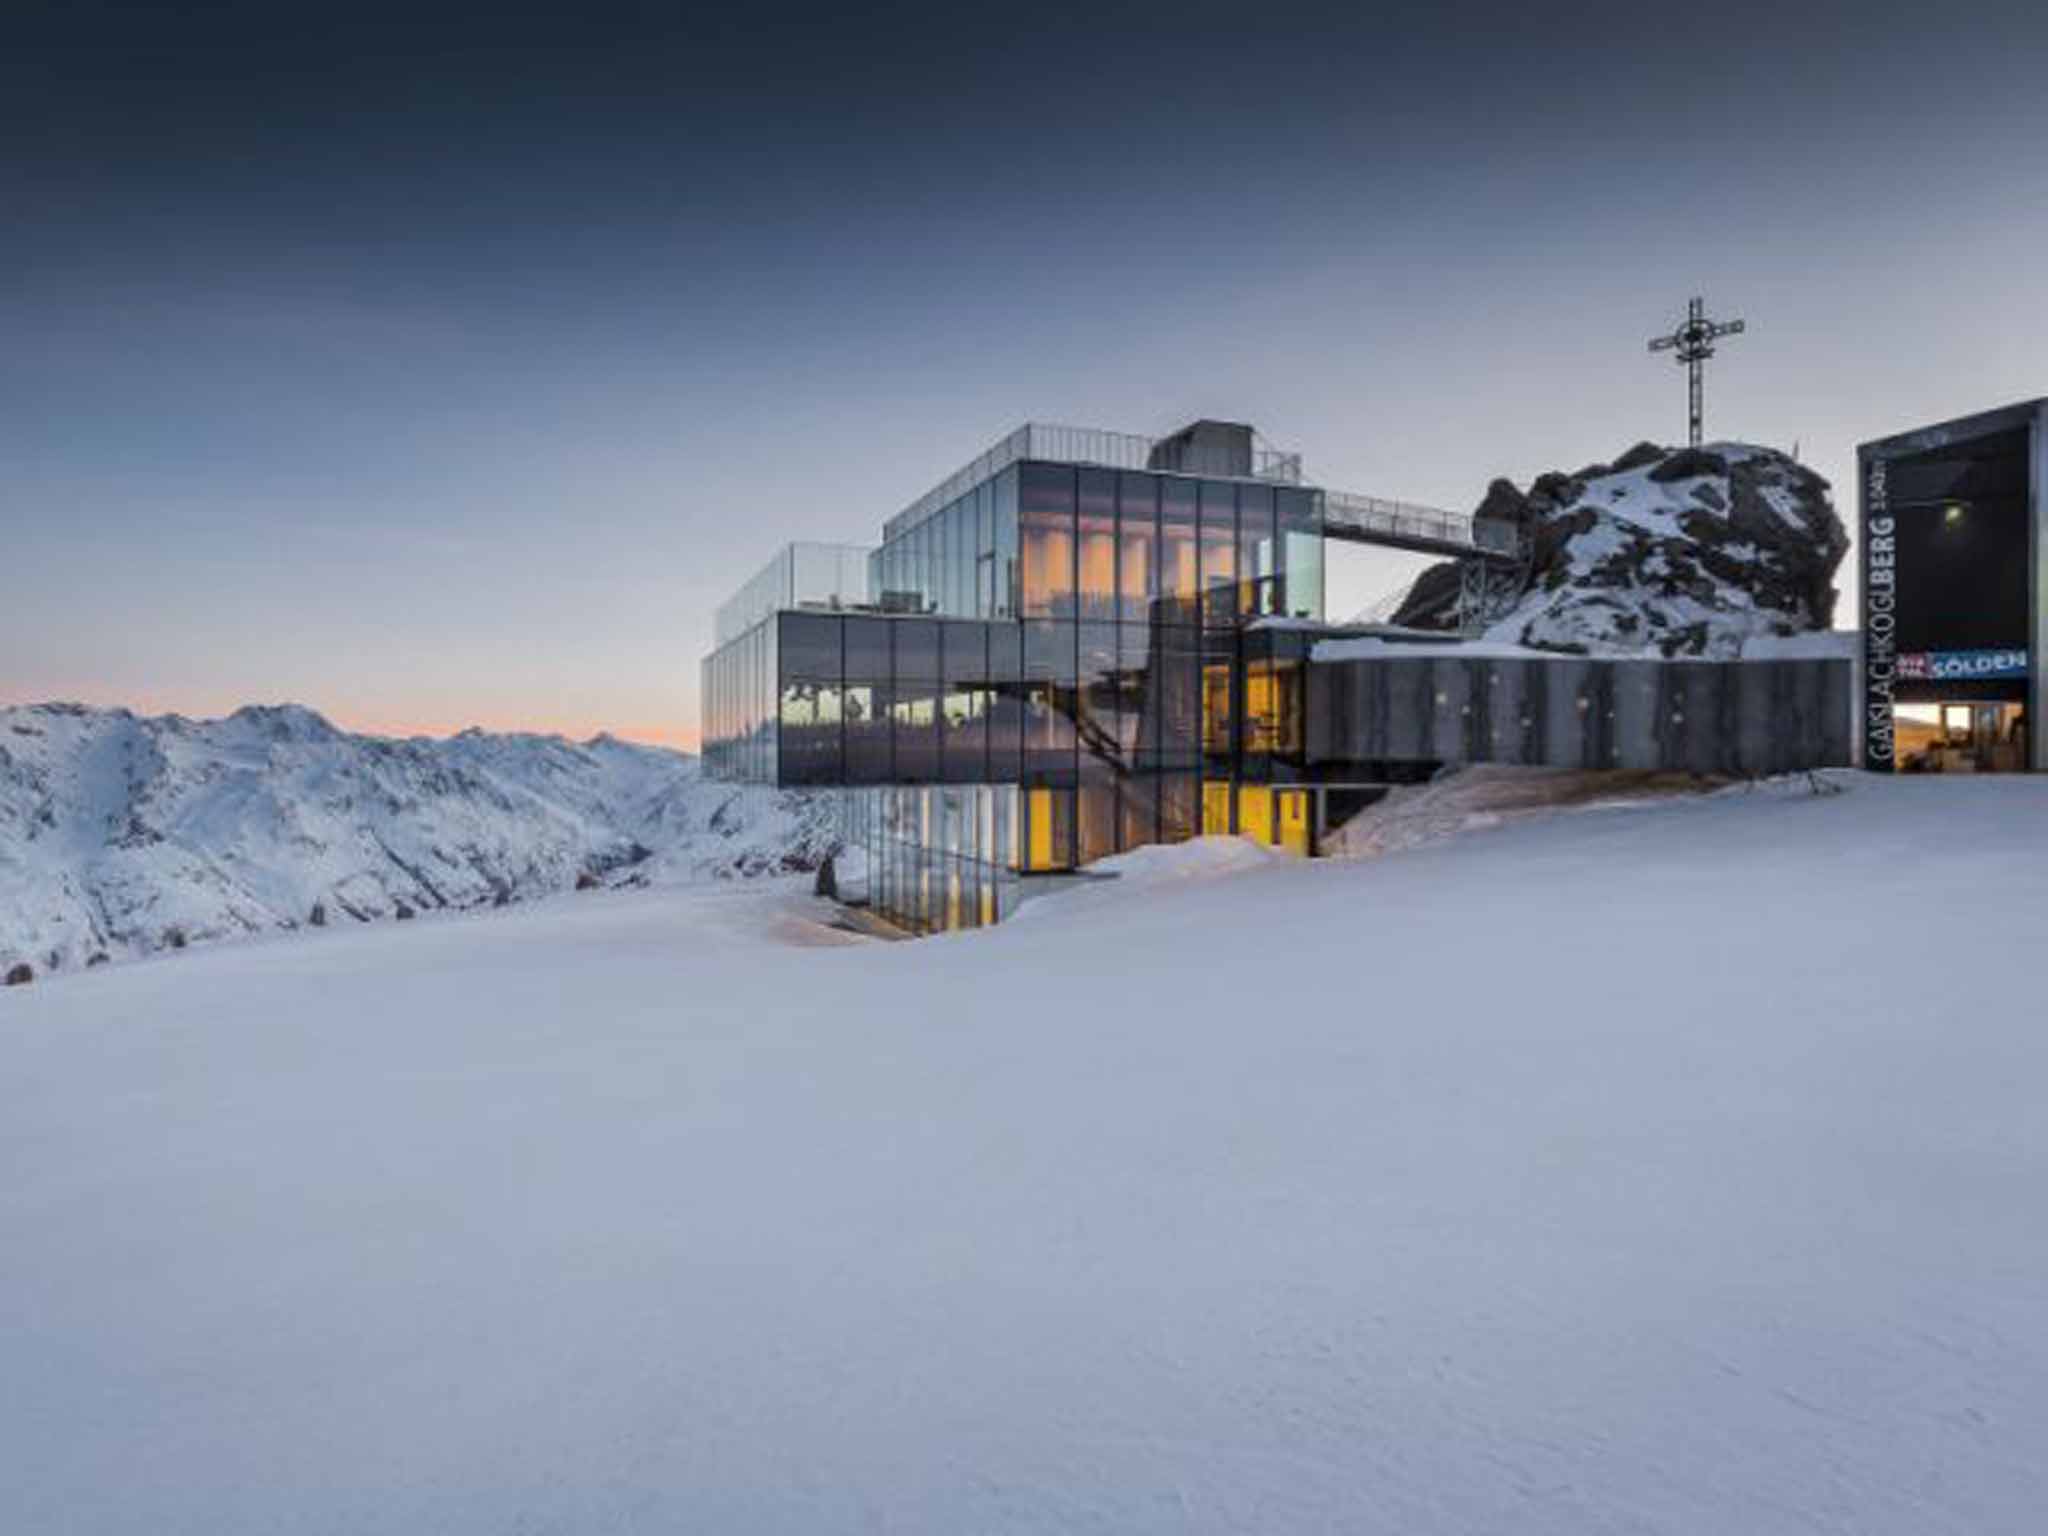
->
1391, 442, 1848, 656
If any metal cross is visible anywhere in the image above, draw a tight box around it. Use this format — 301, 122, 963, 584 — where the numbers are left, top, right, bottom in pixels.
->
1648, 296, 1745, 448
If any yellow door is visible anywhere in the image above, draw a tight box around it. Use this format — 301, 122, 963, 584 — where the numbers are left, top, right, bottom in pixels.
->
1027, 787, 1056, 871
1277, 789, 1311, 856
1237, 786, 1274, 846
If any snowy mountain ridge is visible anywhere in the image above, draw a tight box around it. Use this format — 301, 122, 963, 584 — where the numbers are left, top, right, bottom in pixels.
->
0, 702, 834, 982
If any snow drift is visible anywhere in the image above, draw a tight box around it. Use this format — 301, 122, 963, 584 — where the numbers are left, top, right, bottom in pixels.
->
3, 775, 2045, 1533
0, 702, 835, 980
1394, 441, 1849, 656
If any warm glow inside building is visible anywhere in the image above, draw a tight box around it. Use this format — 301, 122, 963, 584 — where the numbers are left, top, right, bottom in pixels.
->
701, 422, 1339, 931
701, 419, 1852, 933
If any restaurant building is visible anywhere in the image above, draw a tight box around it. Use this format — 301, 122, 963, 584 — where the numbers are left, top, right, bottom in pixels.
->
704, 420, 1853, 933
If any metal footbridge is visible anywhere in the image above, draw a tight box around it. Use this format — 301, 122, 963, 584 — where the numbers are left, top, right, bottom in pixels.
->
1319, 488, 1514, 559
1320, 489, 1529, 634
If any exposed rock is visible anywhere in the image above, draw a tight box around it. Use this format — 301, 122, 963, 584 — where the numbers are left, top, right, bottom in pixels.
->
4, 962, 31, 987
1389, 441, 1847, 657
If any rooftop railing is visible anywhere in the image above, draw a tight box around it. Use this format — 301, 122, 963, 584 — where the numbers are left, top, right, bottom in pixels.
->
713, 541, 874, 647
882, 422, 1305, 543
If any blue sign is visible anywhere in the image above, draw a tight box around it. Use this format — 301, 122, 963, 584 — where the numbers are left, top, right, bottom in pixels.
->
1896, 648, 2029, 682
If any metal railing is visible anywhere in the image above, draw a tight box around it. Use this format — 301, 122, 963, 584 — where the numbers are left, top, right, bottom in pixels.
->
1320, 489, 1518, 556
882, 422, 1305, 543
713, 541, 874, 647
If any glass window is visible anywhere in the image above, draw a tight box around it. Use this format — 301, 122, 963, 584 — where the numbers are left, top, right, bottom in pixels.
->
1156, 625, 1202, 769
843, 615, 892, 784
1159, 772, 1199, 844
919, 519, 937, 614
779, 613, 840, 679
1077, 467, 1117, 622
893, 619, 939, 682
844, 682, 889, 782
1023, 618, 1076, 782
1077, 781, 1117, 867
1201, 632, 1235, 770
985, 622, 1024, 783
1020, 463, 1076, 619
941, 621, 988, 783
975, 480, 996, 618
1118, 772, 1158, 852
893, 687, 939, 781
993, 466, 1020, 621
1076, 621, 1122, 776
1238, 483, 1276, 619
945, 499, 968, 617
1116, 622, 1150, 769
1117, 472, 1158, 623
1199, 480, 1237, 627
1159, 478, 1199, 625
779, 678, 843, 784
844, 614, 891, 680
1278, 488, 1322, 620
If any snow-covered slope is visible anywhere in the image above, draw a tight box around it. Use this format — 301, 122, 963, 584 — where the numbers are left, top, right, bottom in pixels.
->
3, 775, 2045, 1533
1394, 441, 1849, 655
0, 702, 833, 980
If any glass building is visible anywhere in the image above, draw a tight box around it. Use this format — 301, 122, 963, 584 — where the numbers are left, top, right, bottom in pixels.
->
705, 417, 1859, 933
700, 422, 1327, 930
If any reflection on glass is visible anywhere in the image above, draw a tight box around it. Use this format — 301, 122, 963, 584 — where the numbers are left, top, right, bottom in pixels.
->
1199, 480, 1237, 626
1117, 472, 1158, 622
1160, 478, 1199, 620
1238, 483, 1275, 618
1021, 464, 1076, 618
1077, 468, 1117, 621
1278, 488, 1321, 620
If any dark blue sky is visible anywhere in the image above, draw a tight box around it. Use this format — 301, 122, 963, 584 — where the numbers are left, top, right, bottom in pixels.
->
8, 0, 2047, 743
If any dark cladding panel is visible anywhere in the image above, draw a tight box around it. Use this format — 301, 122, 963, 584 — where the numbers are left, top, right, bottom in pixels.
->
1307, 653, 1852, 775
1611, 661, 1661, 772
1861, 400, 2046, 770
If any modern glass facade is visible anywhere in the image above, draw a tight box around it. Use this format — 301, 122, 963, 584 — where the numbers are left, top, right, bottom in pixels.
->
840, 784, 1023, 934
702, 431, 1329, 931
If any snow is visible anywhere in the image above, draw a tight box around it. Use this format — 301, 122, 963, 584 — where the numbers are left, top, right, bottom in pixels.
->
1312, 636, 1564, 662
5, 774, 2048, 1532
1742, 629, 1862, 661
1321, 763, 1789, 859
0, 703, 833, 978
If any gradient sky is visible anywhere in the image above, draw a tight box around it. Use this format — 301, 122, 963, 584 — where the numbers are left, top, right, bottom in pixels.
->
8, 0, 2047, 748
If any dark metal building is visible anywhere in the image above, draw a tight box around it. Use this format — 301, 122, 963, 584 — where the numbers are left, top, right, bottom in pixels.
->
1859, 399, 2048, 772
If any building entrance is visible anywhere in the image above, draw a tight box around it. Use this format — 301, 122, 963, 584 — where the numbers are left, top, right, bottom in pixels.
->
1894, 703, 2029, 773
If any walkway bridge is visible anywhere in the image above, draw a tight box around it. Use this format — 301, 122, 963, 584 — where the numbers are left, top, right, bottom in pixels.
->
1320, 489, 1529, 635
